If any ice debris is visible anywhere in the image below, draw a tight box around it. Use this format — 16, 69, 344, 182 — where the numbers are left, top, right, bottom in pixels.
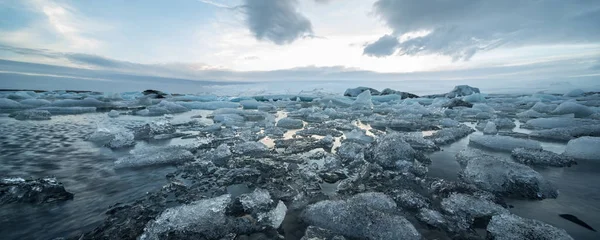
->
511, 148, 576, 167
0, 177, 73, 204
469, 135, 542, 152
456, 149, 557, 199
115, 146, 194, 168
302, 192, 421, 240
487, 214, 574, 240
552, 101, 595, 118
564, 137, 600, 160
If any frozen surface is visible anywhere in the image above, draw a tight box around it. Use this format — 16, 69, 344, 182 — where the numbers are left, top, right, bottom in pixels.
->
469, 135, 542, 152
564, 137, 600, 160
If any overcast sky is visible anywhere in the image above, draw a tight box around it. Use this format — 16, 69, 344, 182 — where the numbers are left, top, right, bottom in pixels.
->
0, 0, 599, 83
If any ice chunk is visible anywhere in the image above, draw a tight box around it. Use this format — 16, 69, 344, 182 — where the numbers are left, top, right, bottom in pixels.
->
441, 193, 508, 221
276, 117, 304, 129
516, 109, 545, 118
446, 85, 480, 98
87, 127, 135, 149
456, 149, 557, 199
487, 214, 573, 240
133, 120, 176, 140
344, 87, 380, 97
469, 135, 542, 152
564, 137, 600, 160
180, 99, 237, 109
139, 195, 231, 240
472, 103, 494, 113
8, 109, 51, 120
524, 116, 598, 129
19, 99, 51, 107
231, 142, 268, 155
7, 91, 36, 100
115, 146, 194, 168
564, 89, 585, 97
552, 101, 594, 118
302, 192, 421, 240
530, 125, 600, 141
240, 99, 261, 109
483, 122, 498, 135
38, 107, 96, 115
171, 94, 218, 102
531, 102, 557, 113
350, 90, 373, 110
51, 98, 112, 108
0, 177, 73, 204
511, 148, 576, 167
107, 110, 120, 118
440, 118, 460, 127
345, 129, 374, 144
139, 101, 189, 116
401, 132, 439, 152
426, 125, 475, 145
462, 93, 486, 103
0, 98, 25, 110
368, 132, 425, 168
213, 113, 245, 126
442, 98, 473, 109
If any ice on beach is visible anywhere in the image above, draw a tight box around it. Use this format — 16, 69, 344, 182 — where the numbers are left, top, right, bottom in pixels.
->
276, 117, 304, 129
138, 101, 189, 116
511, 148, 576, 167
441, 193, 508, 220
106, 110, 119, 118
462, 93, 486, 103
8, 109, 51, 120
19, 99, 51, 107
38, 107, 96, 115
345, 129, 375, 144
0, 98, 25, 110
487, 214, 573, 240
524, 116, 598, 129
176, 101, 240, 110
140, 194, 231, 240
440, 118, 460, 127
564, 89, 585, 97
115, 146, 194, 168
483, 122, 498, 135
51, 98, 112, 108
552, 101, 595, 118
531, 102, 557, 113
171, 95, 218, 102
516, 109, 546, 118
530, 125, 600, 141
469, 135, 541, 152
426, 125, 475, 145
87, 127, 135, 149
456, 149, 557, 199
564, 137, 600, 160
351, 90, 373, 110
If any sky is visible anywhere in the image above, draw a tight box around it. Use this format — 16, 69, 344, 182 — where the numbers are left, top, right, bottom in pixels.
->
0, 0, 599, 88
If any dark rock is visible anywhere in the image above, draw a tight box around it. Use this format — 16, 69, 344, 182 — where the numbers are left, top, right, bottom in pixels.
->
142, 89, 169, 98
0, 177, 73, 204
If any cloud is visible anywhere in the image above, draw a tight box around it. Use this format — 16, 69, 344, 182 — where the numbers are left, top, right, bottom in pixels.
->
241, 0, 313, 45
196, 0, 230, 8
363, 34, 400, 57
369, 0, 600, 60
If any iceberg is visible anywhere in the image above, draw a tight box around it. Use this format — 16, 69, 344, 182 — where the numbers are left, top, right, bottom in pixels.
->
176, 101, 239, 110
350, 90, 373, 110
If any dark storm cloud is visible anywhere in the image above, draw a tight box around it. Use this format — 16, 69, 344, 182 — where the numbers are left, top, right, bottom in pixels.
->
368, 0, 600, 60
241, 0, 313, 45
363, 34, 400, 57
